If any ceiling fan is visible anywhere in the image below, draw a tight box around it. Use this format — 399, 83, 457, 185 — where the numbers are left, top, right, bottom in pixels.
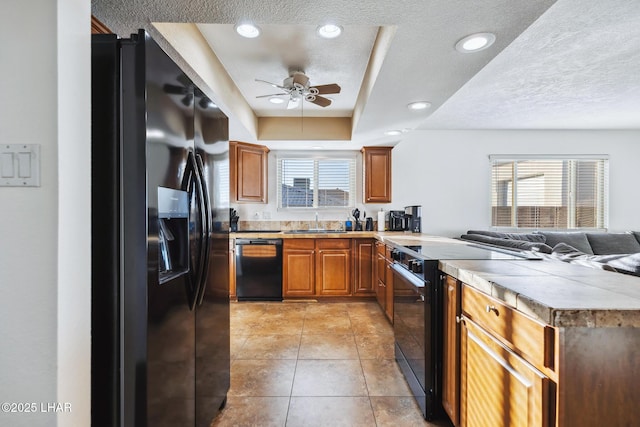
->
255, 69, 341, 110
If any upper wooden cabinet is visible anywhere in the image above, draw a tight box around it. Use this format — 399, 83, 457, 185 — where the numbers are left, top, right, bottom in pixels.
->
362, 146, 392, 203
230, 141, 269, 203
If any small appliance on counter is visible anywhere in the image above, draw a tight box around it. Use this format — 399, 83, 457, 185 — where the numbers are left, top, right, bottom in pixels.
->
405, 205, 422, 233
230, 208, 239, 232
365, 216, 374, 231
389, 210, 406, 231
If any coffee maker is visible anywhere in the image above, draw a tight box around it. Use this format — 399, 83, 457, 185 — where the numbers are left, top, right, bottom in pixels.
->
389, 210, 406, 231
404, 205, 422, 233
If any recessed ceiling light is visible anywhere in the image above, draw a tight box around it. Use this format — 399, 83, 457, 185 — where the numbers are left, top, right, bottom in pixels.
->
455, 32, 496, 52
235, 23, 261, 38
407, 101, 431, 110
268, 96, 285, 104
311, 146, 324, 150
384, 130, 402, 136
317, 24, 343, 39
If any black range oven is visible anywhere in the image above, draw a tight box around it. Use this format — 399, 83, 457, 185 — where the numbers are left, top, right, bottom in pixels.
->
391, 246, 441, 421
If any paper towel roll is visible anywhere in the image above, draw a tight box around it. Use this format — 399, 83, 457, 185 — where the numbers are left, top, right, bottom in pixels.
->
377, 209, 385, 231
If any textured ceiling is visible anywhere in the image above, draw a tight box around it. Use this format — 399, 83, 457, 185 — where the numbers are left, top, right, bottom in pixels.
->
196, 24, 378, 118
91, 0, 640, 149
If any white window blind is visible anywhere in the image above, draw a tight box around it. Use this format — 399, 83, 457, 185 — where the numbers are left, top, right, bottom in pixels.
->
490, 156, 608, 229
277, 153, 356, 209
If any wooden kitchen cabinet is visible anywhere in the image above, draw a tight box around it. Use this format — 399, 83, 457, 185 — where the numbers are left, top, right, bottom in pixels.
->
229, 238, 236, 299
283, 239, 315, 297
362, 146, 392, 203
460, 285, 555, 427
441, 275, 461, 427
374, 241, 394, 322
353, 239, 375, 296
316, 239, 351, 296
230, 140, 269, 203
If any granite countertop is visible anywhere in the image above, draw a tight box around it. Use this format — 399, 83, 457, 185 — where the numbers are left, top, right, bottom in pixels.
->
230, 230, 640, 327
378, 235, 640, 328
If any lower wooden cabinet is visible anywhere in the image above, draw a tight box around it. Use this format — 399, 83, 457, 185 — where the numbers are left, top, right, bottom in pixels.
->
229, 238, 236, 299
283, 239, 316, 297
460, 318, 552, 427
353, 239, 376, 296
459, 284, 555, 427
316, 239, 351, 296
283, 238, 352, 297
374, 241, 393, 322
441, 275, 461, 426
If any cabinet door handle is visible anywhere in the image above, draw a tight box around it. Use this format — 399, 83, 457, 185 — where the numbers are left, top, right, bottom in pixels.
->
455, 315, 462, 324
486, 305, 499, 315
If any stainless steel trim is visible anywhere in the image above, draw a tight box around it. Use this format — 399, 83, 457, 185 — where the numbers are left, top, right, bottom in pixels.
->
392, 263, 425, 288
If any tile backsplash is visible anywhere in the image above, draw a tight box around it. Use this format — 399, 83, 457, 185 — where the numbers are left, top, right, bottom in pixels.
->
236, 220, 381, 232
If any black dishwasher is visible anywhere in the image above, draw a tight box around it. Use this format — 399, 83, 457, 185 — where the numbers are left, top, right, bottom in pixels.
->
235, 239, 283, 301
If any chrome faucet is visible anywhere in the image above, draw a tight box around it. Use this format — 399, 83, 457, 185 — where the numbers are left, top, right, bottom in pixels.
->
315, 212, 320, 230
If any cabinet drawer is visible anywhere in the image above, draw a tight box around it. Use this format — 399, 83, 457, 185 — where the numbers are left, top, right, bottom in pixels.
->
316, 238, 351, 249
462, 285, 554, 370
284, 239, 315, 250
376, 241, 385, 256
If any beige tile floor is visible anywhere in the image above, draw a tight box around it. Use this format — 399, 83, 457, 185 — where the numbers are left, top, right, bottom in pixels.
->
211, 301, 453, 427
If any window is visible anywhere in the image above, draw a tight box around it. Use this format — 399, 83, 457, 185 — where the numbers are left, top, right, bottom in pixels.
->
277, 153, 356, 209
490, 155, 608, 229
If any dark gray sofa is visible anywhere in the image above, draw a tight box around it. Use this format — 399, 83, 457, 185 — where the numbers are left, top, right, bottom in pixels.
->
460, 230, 640, 276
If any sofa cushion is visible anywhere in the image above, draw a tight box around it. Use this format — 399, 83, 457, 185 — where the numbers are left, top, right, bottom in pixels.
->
586, 232, 640, 255
466, 230, 546, 242
550, 243, 640, 276
535, 231, 594, 254
461, 234, 553, 253
550, 243, 618, 272
604, 253, 640, 276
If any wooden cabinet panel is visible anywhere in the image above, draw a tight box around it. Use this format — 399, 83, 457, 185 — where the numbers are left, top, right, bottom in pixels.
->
316, 247, 351, 296
384, 258, 393, 321
375, 243, 386, 310
461, 318, 552, 427
283, 240, 315, 297
353, 239, 375, 296
229, 239, 236, 299
230, 141, 269, 203
362, 146, 392, 203
442, 275, 460, 426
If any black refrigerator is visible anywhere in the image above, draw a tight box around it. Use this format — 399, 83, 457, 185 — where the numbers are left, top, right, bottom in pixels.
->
91, 30, 230, 427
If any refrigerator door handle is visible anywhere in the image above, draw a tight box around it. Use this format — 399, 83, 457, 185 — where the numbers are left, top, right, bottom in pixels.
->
194, 153, 211, 306
184, 151, 207, 310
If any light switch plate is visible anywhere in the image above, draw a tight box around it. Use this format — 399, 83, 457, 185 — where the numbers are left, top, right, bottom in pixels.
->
0, 144, 41, 187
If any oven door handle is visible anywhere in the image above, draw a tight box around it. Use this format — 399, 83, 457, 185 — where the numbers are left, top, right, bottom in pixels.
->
392, 263, 426, 288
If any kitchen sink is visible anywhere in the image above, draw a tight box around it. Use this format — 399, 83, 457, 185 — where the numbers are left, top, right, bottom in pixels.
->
284, 229, 347, 234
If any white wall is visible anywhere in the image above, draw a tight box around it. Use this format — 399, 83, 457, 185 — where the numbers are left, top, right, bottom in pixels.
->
392, 130, 640, 237
0, 0, 91, 426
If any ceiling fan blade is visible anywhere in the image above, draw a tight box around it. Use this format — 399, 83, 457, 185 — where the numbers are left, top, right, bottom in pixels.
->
255, 78, 286, 90
311, 84, 341, 95
308, 95, 331, 107
163, 84, 187, 95
256, 93, 288, 98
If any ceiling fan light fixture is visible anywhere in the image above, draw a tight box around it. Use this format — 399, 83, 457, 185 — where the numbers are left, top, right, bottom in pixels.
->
407, 101, 431, 110
317, 24, 343, 39
455, 32, 496, 52
235, 23, 261, 38
268, 96, 285, 104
